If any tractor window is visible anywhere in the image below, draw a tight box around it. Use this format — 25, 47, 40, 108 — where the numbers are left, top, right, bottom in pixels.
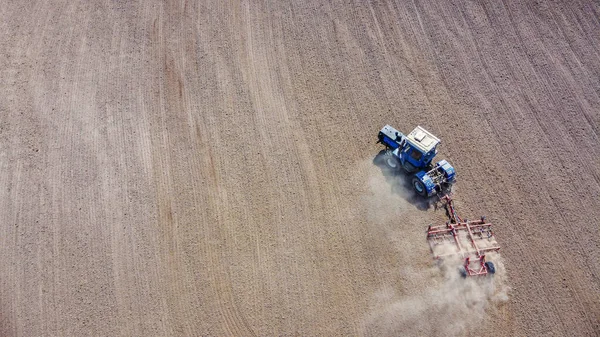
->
410, 150, 423, 161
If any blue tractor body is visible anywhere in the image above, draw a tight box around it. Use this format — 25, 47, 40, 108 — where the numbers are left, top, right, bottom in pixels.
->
378, 125, 456, 197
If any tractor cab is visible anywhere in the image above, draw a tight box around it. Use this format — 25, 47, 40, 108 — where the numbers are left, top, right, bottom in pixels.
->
395, 126, 440, 172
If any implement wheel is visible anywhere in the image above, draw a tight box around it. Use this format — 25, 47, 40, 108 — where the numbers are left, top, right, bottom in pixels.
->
485, 261, 496, 274
412, 177, 427, 197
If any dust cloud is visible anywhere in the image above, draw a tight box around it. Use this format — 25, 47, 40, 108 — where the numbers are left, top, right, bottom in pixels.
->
363, 256, 509, 336
356, 158, 509, 336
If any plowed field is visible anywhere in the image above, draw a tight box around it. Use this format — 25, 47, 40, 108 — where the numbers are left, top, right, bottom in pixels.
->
1, 1, 598, 336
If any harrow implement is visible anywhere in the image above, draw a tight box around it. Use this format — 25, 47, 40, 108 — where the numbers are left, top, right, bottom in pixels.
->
427, 194, 500, 277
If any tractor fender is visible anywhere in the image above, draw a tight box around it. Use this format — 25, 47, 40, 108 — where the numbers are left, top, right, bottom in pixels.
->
436, 160, 456, 182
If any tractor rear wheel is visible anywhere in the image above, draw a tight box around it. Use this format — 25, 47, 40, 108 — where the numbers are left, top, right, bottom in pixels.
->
485, 261, 496, 274
412, 177, 427, 197
383, 150, 399, 169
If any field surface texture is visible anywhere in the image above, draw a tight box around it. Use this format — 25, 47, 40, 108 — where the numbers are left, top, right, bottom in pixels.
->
1, 0, 599, 336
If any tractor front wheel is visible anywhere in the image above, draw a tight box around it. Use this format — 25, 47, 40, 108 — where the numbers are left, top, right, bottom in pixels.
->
383, 150, 399, 169
412, 177, 427, 197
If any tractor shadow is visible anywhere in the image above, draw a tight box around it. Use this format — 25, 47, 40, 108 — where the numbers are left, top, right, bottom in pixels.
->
372, 150, 433, 211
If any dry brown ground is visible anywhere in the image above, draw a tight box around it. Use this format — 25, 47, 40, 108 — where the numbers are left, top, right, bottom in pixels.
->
1, 0, 599, 336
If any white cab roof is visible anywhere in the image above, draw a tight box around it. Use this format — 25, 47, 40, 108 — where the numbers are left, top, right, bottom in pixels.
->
406, 126, 440, 153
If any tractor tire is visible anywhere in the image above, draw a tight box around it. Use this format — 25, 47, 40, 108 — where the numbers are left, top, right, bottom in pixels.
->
459, 266, 467, 278
412, 177, 427, 197
485, 261, 496, 274
383, 150, 399, 169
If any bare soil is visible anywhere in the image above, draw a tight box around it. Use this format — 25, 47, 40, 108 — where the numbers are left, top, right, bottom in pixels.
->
0, 1, 598, 336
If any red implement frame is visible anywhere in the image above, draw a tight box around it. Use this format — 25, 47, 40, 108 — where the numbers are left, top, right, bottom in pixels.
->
427, 195, 500, 276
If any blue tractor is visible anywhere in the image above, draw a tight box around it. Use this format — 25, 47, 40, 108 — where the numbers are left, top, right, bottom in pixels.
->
377, 125, 456, 197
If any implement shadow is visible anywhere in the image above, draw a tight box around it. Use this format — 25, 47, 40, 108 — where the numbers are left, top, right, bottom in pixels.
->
372, 150, 432, 211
